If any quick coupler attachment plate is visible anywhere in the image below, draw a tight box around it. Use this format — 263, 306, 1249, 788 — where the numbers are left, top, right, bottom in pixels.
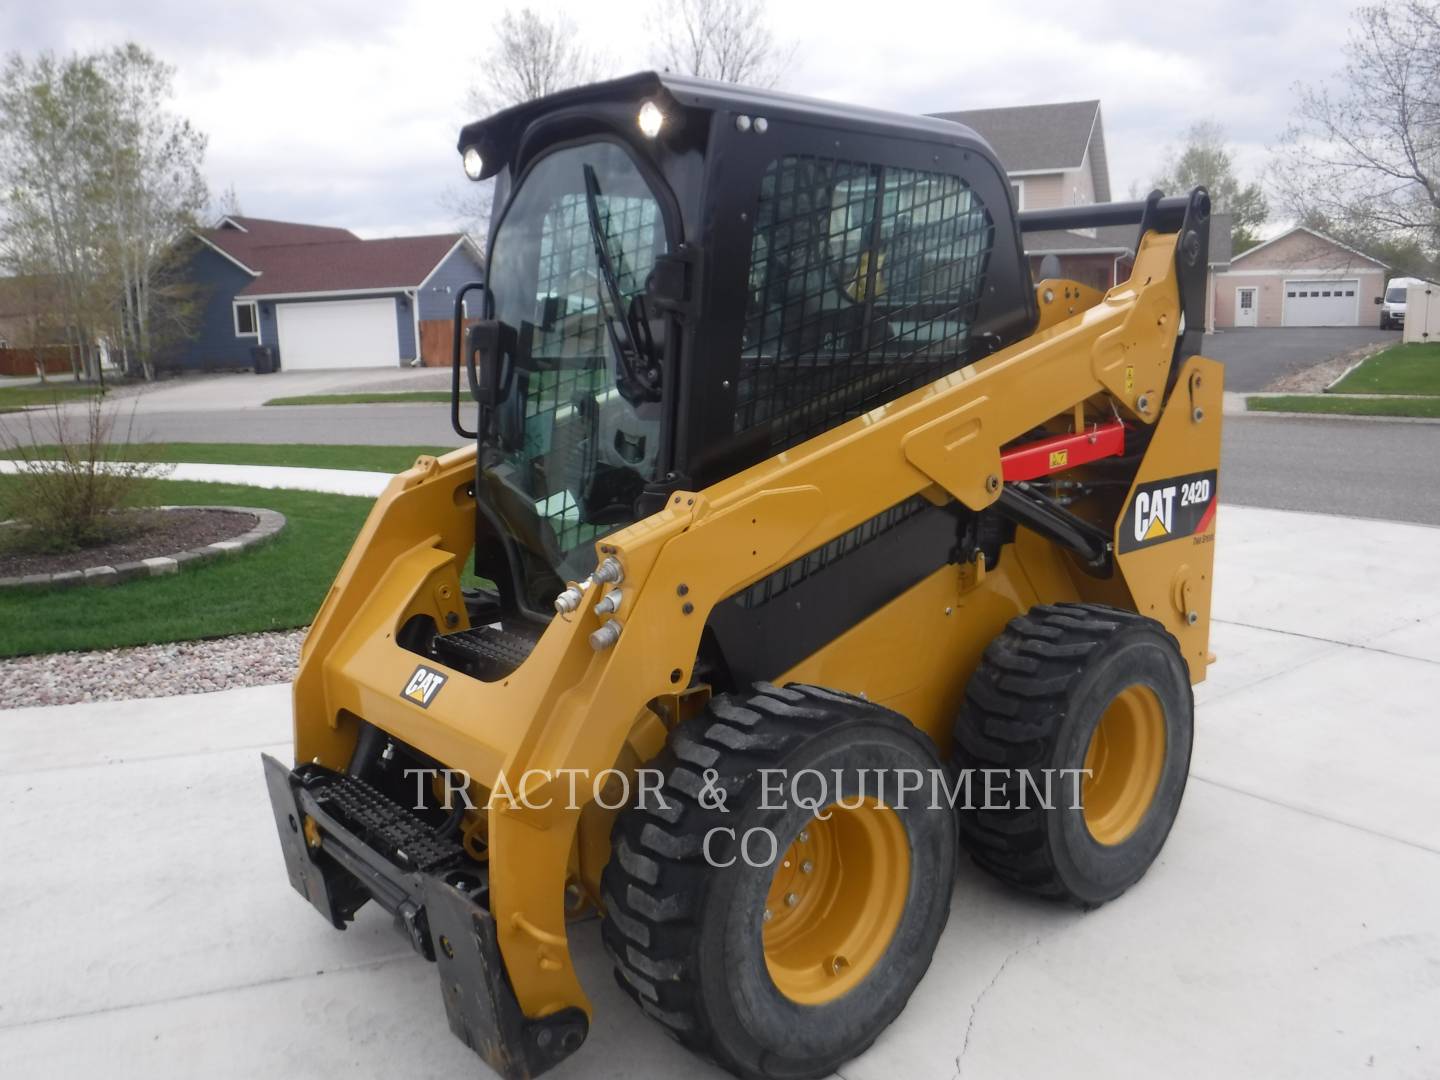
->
261, 754, 588, 1078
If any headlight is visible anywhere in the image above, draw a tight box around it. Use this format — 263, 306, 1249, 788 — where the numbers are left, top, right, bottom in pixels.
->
637, 100, 665, 139
462, 145, 484, 180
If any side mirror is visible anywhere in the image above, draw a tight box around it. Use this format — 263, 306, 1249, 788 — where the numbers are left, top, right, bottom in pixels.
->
465, 320, 517, 406
1374, 296, 1383, 305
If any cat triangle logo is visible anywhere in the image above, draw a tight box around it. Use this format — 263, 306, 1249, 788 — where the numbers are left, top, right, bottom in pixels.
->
1144, 515, 1169, 539
400, 665, 447, 708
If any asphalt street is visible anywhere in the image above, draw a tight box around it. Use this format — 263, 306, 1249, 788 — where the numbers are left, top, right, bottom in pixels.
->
8, 399, 1434, 527
1221, 413, 1440, 526
1201, 327, 1399, 392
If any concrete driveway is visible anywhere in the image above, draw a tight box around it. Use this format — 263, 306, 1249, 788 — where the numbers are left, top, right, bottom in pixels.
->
1201, 327, 1399, 393
2, 503, 1437, 1079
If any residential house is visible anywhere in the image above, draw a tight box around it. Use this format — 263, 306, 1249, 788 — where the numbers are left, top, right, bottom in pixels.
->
933, 100, 1233, 330
178, 216, 484, 371
1211, 226, 1388, 328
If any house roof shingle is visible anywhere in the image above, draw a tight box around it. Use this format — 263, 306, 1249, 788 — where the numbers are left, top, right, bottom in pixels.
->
195, 216, 467, 297
932, 100, 1101, 173
235, 235, 464, 297
1025, 213, 1235, 268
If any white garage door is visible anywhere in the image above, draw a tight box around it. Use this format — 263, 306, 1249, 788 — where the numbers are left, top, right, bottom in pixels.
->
1283, 279, 1359, 327
276, 298, 400, 370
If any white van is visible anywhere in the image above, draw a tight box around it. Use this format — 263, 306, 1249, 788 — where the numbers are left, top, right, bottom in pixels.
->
1381, 277, 1423, 330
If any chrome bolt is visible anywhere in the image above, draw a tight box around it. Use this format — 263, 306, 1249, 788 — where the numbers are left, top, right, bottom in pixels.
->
735, 114, 752, 132
798, 830, 809, 843
785, 892, 799, 907
1137, 393, 1152, 413
554, 584, 585, 614
1193, 407, 1205, 422
1187, 610, 1199, 625
801, 860, 814, 874
593, 556, 624, 585
763, 908, 773, 922
593, 589, 623, 616
589, 619, 623, 650
753, 116, 769, 134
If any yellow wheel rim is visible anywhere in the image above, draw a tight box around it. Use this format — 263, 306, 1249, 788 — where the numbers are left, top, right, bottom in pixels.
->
762, 800, 910, 1005
1082, 684, 1166, 845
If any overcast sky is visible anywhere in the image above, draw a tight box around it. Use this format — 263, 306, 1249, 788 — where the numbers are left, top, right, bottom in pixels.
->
2, 0, 1358, 238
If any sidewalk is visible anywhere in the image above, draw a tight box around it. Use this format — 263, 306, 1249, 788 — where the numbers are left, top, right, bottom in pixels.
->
1, 505, 1437, 1079
0, 459, 396, 496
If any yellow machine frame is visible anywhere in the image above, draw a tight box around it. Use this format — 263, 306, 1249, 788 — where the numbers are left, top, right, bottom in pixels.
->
290, 227, 1221, 1023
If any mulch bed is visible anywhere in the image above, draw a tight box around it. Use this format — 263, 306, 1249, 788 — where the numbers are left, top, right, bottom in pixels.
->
0, 508, 258, 577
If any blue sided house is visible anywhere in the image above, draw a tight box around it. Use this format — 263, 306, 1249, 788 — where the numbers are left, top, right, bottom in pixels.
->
176, 216, 484, 371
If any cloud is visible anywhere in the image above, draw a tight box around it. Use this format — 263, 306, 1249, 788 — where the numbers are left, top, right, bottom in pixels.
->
4, 0, 1359, 235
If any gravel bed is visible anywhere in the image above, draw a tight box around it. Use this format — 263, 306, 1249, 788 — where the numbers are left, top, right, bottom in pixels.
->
0, 628, 305, 708
1262, 342, 1388, 393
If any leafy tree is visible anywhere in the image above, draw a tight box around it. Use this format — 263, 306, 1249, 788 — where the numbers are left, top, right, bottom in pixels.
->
1277, 1, 1440, 258
0, 45, 208, 382
650, 0, 797, 88
1152, 121, 1269, 252
96, 45, 209, 381
0, 52, 112, 380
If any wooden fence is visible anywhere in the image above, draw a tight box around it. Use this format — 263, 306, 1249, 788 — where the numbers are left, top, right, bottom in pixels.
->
418, 318, 480, 368
0, 345, 71, 377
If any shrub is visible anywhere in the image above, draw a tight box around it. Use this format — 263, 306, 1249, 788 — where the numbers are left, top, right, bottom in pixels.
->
0, 394, 172, 553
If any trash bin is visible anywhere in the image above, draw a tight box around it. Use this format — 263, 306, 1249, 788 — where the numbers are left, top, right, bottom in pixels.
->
251, 345, 276, 374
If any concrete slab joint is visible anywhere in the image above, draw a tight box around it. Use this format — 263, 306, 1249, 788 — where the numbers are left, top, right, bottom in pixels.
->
0, 506, 286, 591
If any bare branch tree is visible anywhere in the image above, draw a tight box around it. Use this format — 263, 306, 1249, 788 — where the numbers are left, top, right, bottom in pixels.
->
466, 7, 603, 116
450, 7, 607, 251
650, 0, 797, 88
1275, 1, 1440, 256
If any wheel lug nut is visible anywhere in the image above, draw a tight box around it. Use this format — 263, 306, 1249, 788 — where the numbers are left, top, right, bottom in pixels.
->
801, 860, 813, 874
798, 830, 809, 843
762, 908, 773, 923
785, 892, 799, 907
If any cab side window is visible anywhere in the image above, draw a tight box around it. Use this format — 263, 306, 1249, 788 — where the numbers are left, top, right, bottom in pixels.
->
738, 155, 994, 450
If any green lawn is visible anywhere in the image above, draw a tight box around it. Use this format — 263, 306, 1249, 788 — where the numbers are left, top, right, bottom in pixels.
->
264, 391, 452, 406
2, 441, 457, 473
1330, 343, 1440, 395
1247, 395, 1440, 418
0, 384, 104, 412
0, 478, 372, 657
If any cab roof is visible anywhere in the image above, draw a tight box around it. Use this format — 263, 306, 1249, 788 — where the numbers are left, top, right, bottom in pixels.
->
456, 70, 997, 174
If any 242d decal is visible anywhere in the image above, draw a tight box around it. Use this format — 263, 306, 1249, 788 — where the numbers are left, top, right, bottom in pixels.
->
1118, 470, 1218, 553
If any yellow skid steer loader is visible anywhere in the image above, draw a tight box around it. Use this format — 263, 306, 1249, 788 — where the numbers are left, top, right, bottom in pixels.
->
263, 72, 1220, 1079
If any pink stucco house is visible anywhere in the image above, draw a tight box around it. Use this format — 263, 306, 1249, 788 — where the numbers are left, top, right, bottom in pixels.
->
1211, 226, 1389, 329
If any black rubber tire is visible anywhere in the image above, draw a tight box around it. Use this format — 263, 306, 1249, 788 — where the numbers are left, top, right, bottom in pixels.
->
601, 682, 956, 1080
952, 602, 1193, 907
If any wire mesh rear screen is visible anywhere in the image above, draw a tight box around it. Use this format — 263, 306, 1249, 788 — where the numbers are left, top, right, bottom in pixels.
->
737, 156, 995, 450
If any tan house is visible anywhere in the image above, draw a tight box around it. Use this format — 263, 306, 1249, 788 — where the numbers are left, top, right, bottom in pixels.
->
935, 100, 1232, 323
1212, 226, 1389, 328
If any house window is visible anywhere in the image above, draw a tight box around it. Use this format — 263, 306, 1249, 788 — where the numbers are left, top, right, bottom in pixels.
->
233, 301, 258, 337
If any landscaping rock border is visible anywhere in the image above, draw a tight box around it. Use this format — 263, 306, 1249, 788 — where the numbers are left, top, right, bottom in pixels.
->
0, 506, 286, 590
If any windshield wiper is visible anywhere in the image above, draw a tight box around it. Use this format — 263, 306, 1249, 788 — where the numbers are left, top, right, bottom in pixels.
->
581, 164, 661, 403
